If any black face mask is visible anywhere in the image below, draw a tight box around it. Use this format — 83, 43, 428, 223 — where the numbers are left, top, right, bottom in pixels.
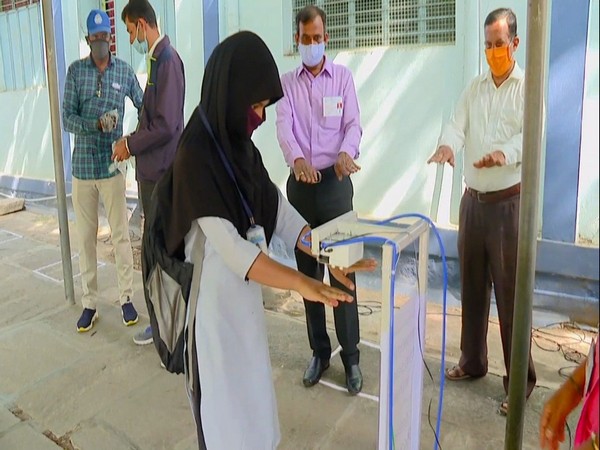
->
246, 106, 265, 137
90, 40, 109, 60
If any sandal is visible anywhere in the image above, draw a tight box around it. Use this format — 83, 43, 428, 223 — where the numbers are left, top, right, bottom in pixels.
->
444, 365, 472, 381
498, 397, 508, 416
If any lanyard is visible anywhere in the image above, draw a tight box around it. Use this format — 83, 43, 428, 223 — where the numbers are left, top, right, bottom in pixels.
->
198, 107, 256, 226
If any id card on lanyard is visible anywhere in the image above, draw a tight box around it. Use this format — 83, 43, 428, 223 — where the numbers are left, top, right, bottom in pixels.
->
247, 225, 268, 254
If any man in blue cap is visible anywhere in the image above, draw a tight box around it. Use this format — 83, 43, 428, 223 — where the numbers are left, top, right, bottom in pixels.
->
62, 9, 144, 332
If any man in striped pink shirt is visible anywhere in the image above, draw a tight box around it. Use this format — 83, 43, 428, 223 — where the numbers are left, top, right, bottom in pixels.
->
276, 4, 364, 394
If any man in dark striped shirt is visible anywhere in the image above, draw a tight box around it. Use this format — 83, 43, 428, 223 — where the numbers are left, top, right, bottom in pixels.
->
62, 9, 144, 333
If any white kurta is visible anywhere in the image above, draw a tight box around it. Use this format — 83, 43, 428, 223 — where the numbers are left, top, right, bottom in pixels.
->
184, 190, 307, 450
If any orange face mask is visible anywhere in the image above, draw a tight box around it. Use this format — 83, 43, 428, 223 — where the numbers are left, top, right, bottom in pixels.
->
485, 45, 513, 77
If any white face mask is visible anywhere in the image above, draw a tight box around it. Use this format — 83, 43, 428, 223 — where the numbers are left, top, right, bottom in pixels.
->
132, 22, 148, 54
298, 42, 325, 68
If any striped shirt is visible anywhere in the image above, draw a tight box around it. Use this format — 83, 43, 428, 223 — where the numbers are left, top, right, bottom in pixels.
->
62, 55, 143, 180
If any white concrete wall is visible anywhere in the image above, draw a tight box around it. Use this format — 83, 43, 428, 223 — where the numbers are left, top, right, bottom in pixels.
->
0, 0, 203, 194
222, 0, 528, 225
173, 0, 204, 119
0, 87, 52, 180
0, 0, 597, 244
578, 0, 599, 245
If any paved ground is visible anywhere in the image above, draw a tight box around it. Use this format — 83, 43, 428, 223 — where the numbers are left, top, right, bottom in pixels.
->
0, 200, 597, 449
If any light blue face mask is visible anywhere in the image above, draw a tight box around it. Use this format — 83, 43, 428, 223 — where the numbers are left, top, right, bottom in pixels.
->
298, 42, 325, 68
132, 22, 148, 54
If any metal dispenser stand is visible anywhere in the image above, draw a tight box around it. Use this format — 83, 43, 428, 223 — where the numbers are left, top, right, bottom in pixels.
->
311, 212, 431, 450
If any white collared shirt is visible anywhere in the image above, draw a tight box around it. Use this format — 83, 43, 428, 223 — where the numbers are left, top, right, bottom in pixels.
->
145, 34, 165, 75
439, 63, 525, 192
148, 34, 164, 58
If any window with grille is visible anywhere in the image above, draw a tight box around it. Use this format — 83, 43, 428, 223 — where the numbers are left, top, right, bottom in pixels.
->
291, 0, 455, 51
1, 0, 38, 12
0, 0, 45, 91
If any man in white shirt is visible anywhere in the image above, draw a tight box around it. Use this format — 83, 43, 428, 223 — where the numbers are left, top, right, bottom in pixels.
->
427, 7, 536, 415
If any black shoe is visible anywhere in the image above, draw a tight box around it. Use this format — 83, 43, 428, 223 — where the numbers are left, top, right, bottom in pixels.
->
345, 364, 363, 395
76, 308, 98, 332
302, 356, 330, 387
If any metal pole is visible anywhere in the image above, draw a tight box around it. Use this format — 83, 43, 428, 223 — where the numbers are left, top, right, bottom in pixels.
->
41, 0, 75, 305
504, 0, 548, 448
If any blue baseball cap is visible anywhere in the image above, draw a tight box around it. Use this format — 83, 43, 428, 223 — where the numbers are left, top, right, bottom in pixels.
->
86, 9, 111, 36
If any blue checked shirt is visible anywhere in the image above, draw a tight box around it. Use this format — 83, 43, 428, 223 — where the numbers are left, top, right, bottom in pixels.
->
63, 55, 143, 180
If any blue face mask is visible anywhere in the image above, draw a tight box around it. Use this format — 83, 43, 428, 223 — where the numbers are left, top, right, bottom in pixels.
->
298, 42, 325, 68
132, 22, 148, 54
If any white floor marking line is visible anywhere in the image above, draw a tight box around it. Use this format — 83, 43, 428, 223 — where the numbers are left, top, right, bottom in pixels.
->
331, 339, 380, 358
320, 339, 381, 401
318, 379, 380, 402
0, 229, 23, 245
360, 339, 380, 350
32, 255, 105, 283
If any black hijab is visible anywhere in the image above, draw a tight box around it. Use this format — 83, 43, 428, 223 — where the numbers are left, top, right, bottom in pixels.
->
162, 31, 283, 257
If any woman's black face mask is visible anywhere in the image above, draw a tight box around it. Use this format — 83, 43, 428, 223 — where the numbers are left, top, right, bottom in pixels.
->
246, 106, 265, 138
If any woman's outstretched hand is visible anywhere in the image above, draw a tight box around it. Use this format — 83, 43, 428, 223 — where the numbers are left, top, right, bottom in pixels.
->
328, 258, 378, 290
297, 277, 354, 307
295, 259, 376, 307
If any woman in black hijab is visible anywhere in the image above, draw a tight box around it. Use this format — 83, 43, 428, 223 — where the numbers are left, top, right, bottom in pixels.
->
159, 32, 373, 449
